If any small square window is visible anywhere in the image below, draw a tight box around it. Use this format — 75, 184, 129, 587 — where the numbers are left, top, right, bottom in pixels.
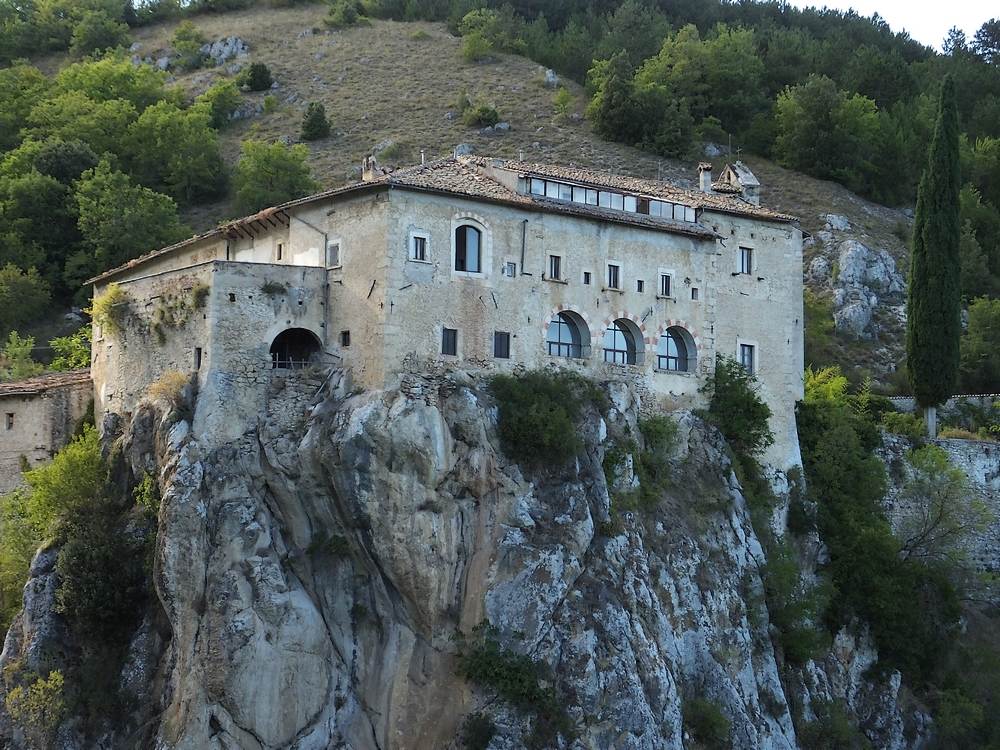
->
691, 287, 699, 300
340, 330, 351, 347
493, 331, 510, 359
583, 271, 592, 285
636, 279, 645, 293
5, 413, 13, 430
411, 235, 427, 262
739, 247, 753, 275
502, 261, 517, 277
228, 293, 236, 302
548, 255, 562, 280
442, 328, 458, 356
659, 274, 671, 297
326, 241, 341, 267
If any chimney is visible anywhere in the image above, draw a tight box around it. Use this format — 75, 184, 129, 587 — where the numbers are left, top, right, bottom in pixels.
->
698, 162, 713, 193
362, 155, 378, 182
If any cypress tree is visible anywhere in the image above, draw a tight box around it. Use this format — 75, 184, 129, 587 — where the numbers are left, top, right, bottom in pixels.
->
300, 102, 331, 141
906, 75, 961, 427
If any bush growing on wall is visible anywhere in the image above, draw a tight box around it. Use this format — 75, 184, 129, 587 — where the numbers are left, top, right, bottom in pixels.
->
700, 355, 773, 457
490, 369, 604, 469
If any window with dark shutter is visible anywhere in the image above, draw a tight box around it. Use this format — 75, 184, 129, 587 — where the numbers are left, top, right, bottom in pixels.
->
493, 331, 510, 359
442, 328, 458, 356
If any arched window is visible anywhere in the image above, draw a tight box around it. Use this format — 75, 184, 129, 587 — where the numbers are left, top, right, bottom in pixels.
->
603, 319, 640, 365
657, 327, 695, 372
270, 328, 321, 369
454, 225, 482, 273
546, 312, 586, 358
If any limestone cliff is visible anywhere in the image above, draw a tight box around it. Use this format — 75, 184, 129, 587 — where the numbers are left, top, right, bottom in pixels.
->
0, 371, 916, 749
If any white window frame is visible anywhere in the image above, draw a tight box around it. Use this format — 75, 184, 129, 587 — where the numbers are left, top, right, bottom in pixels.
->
737, 339, 758, 375
658, 269, 675, 299
408, 231, 430, 263
547, 253, 564, 281
326, 238, 343, 269
606, 261, 622, 291
738, 246, 754, 275
450, 216, 490, 279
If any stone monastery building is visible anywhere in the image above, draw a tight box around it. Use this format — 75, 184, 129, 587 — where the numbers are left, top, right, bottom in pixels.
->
88, 156, 804, 468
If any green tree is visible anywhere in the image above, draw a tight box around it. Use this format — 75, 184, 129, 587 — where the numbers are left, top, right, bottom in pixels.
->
907, 76, 962, 430
54, 55, 168, 112
240, 61, 273, 91
233, 140, 318, 214
596, 0, 669, 67
123, 101, 226, 203
194, 79, 241, 128
32, 139, 99, 184
959, 221, 997, 300
25, 92, 137, 157
49, 326, 91, 370
0, 265, 51, 339
959, 297, 1000, 392
73, 160, 188, 283
773, 75, 880, 194
300, 101, 331, 140
171, 19, 207, 70
701, 355, 774, 457
0, 63, 49, 150
0, 331, 43, 381
69, 10, 130, 56
0, 489, 39, 632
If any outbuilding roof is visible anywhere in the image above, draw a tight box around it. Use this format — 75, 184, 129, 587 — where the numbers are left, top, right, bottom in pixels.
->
0, 369, 91, 398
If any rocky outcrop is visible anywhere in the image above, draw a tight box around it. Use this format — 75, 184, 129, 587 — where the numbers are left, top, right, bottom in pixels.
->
0, 371, 922, 748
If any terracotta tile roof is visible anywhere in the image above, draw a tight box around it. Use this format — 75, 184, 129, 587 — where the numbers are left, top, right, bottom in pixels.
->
463, 157, 794, 222
87, 155, 795, 285
0, 369, 91, 397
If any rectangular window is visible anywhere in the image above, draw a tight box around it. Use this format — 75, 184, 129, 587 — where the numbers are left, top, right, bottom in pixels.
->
637, 197, 650, 214
326, 241, 341, 267
610, 193, 624, 211
5, 413, 13, 430
673, 204, 687, 221
545, 181, 560, 199
607, 264, 620, 290
530, 178, 546, 195
340, 330, 350, 347
740, 343, 755, 374
649, 200, 662, 217
636, 279, 644, 293
739, 246, 753, 274
558, 183, 573, 201
583, 271, 592, 285
442, 328, 458, 356
194, 347, 202, 370
493, 331, 510, 359
411, 235, 427, 261
624, 195, 637, 212
691, 287, 699, 300
276, 243, 283, 261
598, 191, 612, 208
685, 206, 697, 222
585, 189, 598, 205
548, 255, 561, 280
659, 273, 671, 297
503, 261, 517, 277
572, 186, 587, 204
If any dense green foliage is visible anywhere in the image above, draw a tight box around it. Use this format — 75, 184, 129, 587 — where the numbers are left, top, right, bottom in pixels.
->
233, 140, 319, 214
797, 370, 961, 682
240, 61, 273, 91
960, 297, 1000, 391
490, 369, 604, 469
301, 101, 331, 140
682, 698, 731, 749
700, 355, 773, 457
907, 77, 962, 408
457, 625, 572, 748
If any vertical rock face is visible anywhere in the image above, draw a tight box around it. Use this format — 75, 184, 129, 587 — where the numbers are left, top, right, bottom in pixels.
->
0, 372, 918, 749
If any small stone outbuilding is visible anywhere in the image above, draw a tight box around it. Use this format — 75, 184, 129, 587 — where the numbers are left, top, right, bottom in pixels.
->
0, 370, 92, 493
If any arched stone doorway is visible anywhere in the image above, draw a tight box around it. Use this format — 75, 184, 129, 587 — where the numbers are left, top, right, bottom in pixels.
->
270, 328, 321, 369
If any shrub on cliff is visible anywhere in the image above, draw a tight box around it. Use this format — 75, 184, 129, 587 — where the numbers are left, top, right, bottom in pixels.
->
490, 370, 604, 469
700, 355, 773, 458
300, 102, 331, 140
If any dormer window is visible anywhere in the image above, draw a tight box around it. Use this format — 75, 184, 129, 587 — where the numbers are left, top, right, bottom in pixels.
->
525, 175, 695, 221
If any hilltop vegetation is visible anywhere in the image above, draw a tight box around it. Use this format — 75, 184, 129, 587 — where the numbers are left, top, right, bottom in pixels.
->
1, 0, 999, 392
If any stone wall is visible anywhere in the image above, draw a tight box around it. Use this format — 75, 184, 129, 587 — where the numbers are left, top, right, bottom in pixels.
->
880, 433, 1000, 578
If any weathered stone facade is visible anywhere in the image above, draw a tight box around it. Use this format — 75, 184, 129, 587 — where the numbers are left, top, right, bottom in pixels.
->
0, 370, 92, 493
90, 157, 804, 467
